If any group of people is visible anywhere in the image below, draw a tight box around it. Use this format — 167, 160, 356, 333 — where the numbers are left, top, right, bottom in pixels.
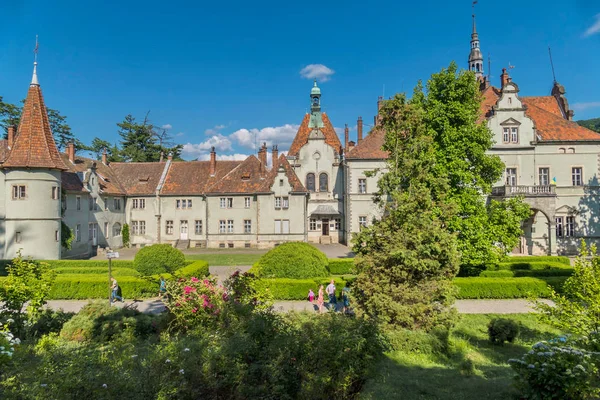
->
308, 279, 351, 313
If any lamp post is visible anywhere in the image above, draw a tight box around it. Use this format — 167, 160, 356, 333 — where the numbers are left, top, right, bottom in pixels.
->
106, 248, 119, 305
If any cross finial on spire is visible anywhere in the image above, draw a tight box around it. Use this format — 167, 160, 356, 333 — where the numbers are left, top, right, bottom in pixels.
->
31, 35, 39, 86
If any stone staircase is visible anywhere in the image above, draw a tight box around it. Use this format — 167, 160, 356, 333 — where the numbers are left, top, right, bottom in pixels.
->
175, 239, 190, 250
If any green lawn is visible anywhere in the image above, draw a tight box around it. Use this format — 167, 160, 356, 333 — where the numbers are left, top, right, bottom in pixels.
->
184, 253, 263, 266
361, 314, 562, 400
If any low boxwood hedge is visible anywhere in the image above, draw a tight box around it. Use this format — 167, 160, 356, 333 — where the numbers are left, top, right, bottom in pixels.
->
52, 267, 141, 276
48, 275, 157, 300
172, 260, 209, 278
453, 277, 566, 299
494, 261, 572, 271
255, 277, 349, 300
480, 268, 573, 278
504, 256, 570, 265
328, 259, 354, 275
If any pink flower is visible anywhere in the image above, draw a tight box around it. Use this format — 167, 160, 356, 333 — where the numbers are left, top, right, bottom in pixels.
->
222, 293, 229, 301
184, 286, 196, 294
175, 303, 181, 307
191, 308, 198, 313
191, 277, 199, 282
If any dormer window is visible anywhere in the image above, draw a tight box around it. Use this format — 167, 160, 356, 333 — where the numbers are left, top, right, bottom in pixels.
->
138, 176, 150, 183
241, 173, 250, 180
502, 127, 519, 144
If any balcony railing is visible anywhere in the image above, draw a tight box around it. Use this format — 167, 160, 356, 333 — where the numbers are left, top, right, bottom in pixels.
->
491, 185, 556, 197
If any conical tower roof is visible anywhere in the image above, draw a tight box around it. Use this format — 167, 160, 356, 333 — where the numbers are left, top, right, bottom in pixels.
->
3, 63, 67, 170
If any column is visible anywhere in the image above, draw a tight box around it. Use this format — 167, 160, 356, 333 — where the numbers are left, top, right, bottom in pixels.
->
548, 220, 558, 256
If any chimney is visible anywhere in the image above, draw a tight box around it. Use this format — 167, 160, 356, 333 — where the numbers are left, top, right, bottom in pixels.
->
348, 140, 356, 152
7, 126, 15, 148
258, 142, 267, 172
67, 142, 75, 162
344, 124, 349, 152
500, 68, 509, 88
375, 97, 384, 126
159, 151, 164, 163
167, 152, 173, 161
210, 147, 216, 176
272, 145, 278, 170
102, 148, 108, 165
357, 117, 363, 143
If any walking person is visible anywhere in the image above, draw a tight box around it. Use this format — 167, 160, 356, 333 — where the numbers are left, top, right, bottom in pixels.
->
342, 285, 350, 314
308, 289, 315, 303
326, 279, 336, 311
158, 276, 167, 298
317, 285, 325, 313
110, 277, 123, 303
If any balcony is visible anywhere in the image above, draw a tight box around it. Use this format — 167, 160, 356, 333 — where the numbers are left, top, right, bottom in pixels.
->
491, 185, 556, 197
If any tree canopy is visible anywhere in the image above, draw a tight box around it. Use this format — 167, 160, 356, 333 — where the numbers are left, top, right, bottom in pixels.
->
116, 113, 183, 162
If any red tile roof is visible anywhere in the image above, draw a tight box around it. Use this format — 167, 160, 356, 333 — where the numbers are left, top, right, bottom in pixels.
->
0, 140, 9, 163
110, 162, 168, 195
346, 128, 388, 160
288, 113, 342, 156
61, 153, 126, 195
522, 96, 563, 117
3, 84, 67, 170
160, 160, 241, 196
206, 156, 271, 194
276, 155, 307, 193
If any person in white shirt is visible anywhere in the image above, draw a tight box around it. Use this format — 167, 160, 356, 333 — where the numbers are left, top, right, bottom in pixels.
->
326, 279, 336, 309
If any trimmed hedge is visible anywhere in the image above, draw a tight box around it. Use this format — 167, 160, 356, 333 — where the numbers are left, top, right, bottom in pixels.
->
253, 242, 329, 279
505, 256, 571, 265
480, 269, 573, 278
172, 260, 210, 278
495, 261, 572, 271
52, 267, 141, 276
48, 275, 157, 300
454, 277, 567, 299
328, 259, 355, 275
255, 277, 349, 300
134, 244, 187, 276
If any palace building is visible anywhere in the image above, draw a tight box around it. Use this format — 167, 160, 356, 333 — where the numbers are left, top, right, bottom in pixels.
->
1, 13, 599, 259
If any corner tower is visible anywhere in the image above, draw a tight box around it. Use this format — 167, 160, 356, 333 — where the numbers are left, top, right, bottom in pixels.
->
1, 54, 67, 259
468, 11, 484, 80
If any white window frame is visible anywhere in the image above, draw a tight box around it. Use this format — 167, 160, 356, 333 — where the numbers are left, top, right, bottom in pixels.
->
244, 219, 252, 233
359, 216, 367, 228
114, 197, 122, 210
166, 220, 174, 235
244, 197, 251, 208
227, 220, 234, 233
275, 197, 281, 209
139, 221, 146, 235
282, 197, 289, 209
227, 198, 233, 208
75, 224, 81, 241
195, 220, 203, 235
76, 196, 81, 211
503, 127, 510, 143
572, 167, 583, 186
104, 222, 109, 238
538, 167, 550, 186
219, 220, 226, 233
358, 178, 367, 194
309, 219, 317, 231
12, 185, 27, 200
556, 217, 564, 238
506, 168, 517, 186
220, 198, 226, 208
132, 198, 146, 209
511, 127, 519, 143
566, 216, 575, 237
52, 186, 59, 200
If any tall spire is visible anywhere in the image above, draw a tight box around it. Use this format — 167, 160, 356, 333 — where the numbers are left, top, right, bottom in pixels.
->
31, 35, 39, 86
468, 2, 484, 80
308, 80, 323, 128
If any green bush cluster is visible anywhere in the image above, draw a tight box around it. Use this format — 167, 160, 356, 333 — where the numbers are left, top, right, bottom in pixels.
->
454, 277, 566, 299
48, 275, 157, 300
328, 259, 355, 275
173, 260, 209, 278
480, 269, 573, 278
487, 318, 520, 344
52, 267, 141, 276
507, 255, 571, 265
134, 244, 187, 276
495, 261, 572, 271
252, 242, 330, 279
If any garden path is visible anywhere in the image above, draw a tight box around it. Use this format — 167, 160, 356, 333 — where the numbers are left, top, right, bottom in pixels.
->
42, 298, 553, 315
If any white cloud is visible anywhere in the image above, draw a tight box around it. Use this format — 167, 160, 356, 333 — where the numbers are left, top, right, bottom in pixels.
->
583, 14, 600, 37
175, 132, 185, 137
300, 64, 335, 82
230, 124, 300, 150
196, 153, 249, 161
181, 134, 233, 158
204, 123, 230, 136
572, 102, 600, 112
161, 124, 172, 130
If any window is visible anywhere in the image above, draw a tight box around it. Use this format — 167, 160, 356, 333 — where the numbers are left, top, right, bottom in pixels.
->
319, 173, 328, 192
166, 220, 174, 235
131, 221, 145, 235
104, 222, 109, 238
310, 219, 317, 231
219, 220, 226, 233
52, 186, 59, 200
279, 179, 284, 187
140, 221, 146, 235
219, 243, 226, 248
244, 197, 251, 208
511, 127, 519, 143
113, 223, 121, 237
359, 216, 367, 228
76, 224, 81, 241
88, 197, 93, 211
113, 198, 121, 210
559, 148, 566, 154
283, 197, 289, 209
15, 232, 22, 243
335, 219, 341, 230
228, 243, 234, 248
556, 217, 564, 238
306, 173, 316, 192
195, 220, 203, 234
275, 197, 281, 209
220, 198, 226, 208
176, 200, 181, 209
227, 198, 233, 208
55, 230, 59, 242
503, 127, 510, 143
12, 185, 26, 200
104, 197, 109, 210
282, 219, 290, 234
227, 220, 234, 233
358, 179, 367, 194
539, 168, 550, 186
566, 216, 575, 237
506, 168, 517, 186
572, 167, 583, 186
220, 198, 233, 208
244, 219, 252, 233
176, 199, 193, 209
274, 219, 281, 234
132, 199, 146, 209
76, 196, 81, 210
94, 197, 99, 211
88, 224, 93, 241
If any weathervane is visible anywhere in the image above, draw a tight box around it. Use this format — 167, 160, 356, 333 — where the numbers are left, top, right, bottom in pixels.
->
34, 35, 39, 62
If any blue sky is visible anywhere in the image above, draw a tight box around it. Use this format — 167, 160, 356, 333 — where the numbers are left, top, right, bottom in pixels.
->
1, 0, 599, 161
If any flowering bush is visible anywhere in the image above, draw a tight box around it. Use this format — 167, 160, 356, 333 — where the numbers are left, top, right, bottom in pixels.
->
509, 341, 600, 400
0, 321, 20, 368
165, 276, 226, 330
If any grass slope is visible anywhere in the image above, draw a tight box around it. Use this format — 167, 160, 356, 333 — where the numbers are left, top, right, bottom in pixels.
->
361, 314, 561, 400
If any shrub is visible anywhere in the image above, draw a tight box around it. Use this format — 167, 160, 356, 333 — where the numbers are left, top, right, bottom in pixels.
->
479, 270, 515, 278
328, 259, 355, 275
48, 275, 157, 300
122, 223, 130, 247
488, 318, 520, 344
496, 261, 572, 271
60, 301, 162, 342
25, 309, 75, 340
252, 242, 329, 279
479, 269, 573, 278
509, 341, 600, 400
506, 255, 571, 265
52, 267, 140, 276
453, 277, 566, 299
134, 244, 186, 276
173, 260, 209, 278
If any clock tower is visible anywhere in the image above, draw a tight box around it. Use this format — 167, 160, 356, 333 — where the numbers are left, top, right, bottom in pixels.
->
308, 80, 324, 129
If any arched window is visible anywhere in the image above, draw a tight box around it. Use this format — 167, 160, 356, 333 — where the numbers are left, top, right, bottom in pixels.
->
306, 173, 315, 192
113, 223, 122, 237
319, 173, 328, 192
